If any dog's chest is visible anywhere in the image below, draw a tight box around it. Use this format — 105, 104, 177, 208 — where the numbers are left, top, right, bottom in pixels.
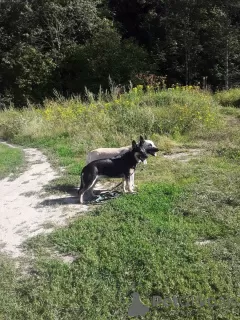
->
129, 168, 135, 175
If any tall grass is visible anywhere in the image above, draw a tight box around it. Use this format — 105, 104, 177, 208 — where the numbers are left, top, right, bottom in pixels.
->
0, 86, 220, 152
215, 88, 240, 107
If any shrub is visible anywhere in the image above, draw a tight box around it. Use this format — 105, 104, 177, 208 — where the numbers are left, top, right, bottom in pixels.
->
0, 45, 56, 106
59, 26, 149, 94
214, 88, 240, 107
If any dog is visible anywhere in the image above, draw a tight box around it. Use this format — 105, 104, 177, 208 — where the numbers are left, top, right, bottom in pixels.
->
86, 136, 158, 164
79, 139, 149, 204
86, 136, 159, 190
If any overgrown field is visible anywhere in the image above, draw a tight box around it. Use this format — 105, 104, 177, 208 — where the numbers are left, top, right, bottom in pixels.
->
0, 86, 221, 181
0, 87, 240, 319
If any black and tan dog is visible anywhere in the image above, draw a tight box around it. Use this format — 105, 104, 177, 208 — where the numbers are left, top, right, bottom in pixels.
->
86, 135, 159, 191
78, 139, 150, 203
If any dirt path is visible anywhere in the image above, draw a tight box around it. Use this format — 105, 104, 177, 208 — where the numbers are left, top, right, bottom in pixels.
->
162, 148, 203, 162
0, 143, 88, 257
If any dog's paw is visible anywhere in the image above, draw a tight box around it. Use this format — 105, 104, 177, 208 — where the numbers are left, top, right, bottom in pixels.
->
128, 188, 136, 193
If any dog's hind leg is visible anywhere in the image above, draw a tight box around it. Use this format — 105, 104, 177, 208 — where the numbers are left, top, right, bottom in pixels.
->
78, 173, 83, 195
79, 175, 98, 204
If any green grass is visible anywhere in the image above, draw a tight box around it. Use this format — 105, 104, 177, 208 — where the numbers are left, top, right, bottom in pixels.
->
0, 87, 239, 319
0, 154, 239, 320
0, 87, 220, 149
0, 143, 24, 179
215, 88, 240, 108
0, 86, 221, 193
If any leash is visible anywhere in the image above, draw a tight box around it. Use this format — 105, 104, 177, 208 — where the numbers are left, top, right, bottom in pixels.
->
111, 181, 123, 191
110, 163, 145, 191
93, 170, 136, 204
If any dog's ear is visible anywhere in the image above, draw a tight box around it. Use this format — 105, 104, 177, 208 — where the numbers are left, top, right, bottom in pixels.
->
132, 140, 137, 149
139, 135, 144, 146
144, 134, 147, 139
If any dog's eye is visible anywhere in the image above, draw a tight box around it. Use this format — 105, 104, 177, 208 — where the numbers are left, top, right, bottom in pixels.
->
148, 144, 152, 147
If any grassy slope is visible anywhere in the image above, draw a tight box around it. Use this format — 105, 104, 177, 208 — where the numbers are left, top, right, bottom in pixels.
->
0, 143, 24, 179
0, 88, 239, 319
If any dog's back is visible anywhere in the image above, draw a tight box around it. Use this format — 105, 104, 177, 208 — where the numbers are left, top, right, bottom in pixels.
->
86, 145, 131, 164
86, 138, 158, 165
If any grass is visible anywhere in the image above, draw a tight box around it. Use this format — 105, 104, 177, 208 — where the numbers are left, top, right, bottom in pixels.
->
0, 85, 221, 192
0, 155, 239, 319
0, 86, 239, 319
215, 88, 240, 108
0, 143, 24, 179
0, 86, 219, 147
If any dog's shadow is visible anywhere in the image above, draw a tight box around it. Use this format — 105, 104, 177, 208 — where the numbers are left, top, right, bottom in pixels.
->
38, 184, 121, 207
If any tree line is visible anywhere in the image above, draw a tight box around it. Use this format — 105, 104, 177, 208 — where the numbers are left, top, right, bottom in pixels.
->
0, 0, 239, 107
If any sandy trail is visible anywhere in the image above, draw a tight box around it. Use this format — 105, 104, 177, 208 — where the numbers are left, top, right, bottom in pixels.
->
162, 148, 202, 162
0, 142, 88, 257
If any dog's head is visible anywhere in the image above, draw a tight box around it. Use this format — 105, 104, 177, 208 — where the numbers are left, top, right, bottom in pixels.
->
132, 140, 148, 163
139, 135, 159, 157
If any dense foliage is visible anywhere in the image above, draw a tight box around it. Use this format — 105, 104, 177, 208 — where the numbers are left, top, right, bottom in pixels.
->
0, 0, 239, 107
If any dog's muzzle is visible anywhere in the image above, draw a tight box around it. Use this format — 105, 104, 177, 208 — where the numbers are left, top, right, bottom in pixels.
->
146, 147, 159, 157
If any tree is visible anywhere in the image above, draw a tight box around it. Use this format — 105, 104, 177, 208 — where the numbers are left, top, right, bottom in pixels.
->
0, 0, 103, 106
0, 44, 56, 105
108, 0, 240, 88
58, 24, 149, 94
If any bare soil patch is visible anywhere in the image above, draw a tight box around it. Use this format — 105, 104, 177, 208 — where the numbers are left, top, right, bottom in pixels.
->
0, 143, 88, 257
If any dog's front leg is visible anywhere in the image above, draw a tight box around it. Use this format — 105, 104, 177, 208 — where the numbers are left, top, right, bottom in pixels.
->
129, 169, 135, 191
126, 175, 134, 193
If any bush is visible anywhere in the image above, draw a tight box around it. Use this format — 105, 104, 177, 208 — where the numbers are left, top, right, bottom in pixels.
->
0, 45, 56, 107
59, 26, 149, 94
108, 85, 219, 136
214, 88, 240, 107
